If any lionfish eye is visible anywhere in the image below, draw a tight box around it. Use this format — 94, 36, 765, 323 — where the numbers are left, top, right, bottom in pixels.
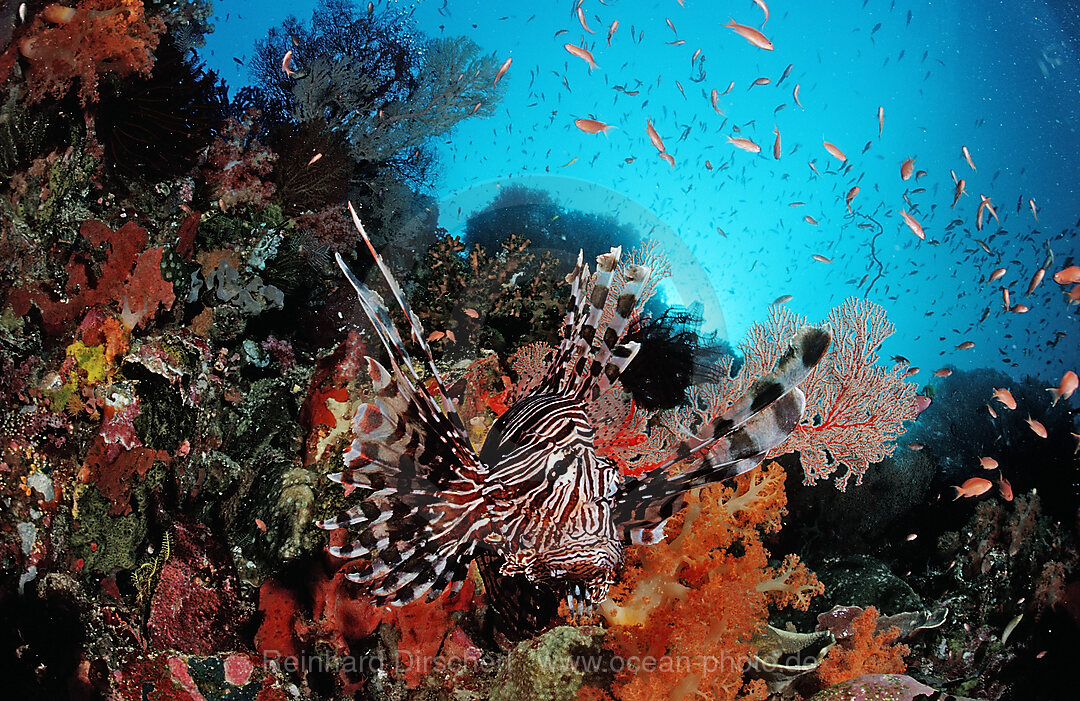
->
548, 455, 572, 481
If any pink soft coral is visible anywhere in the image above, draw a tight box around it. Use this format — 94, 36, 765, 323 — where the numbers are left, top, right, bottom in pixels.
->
202, 110, 278, 212
15, 0, 165, 106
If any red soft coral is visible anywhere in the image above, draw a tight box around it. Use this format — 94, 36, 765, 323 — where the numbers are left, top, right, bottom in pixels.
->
8, 219, 175, 335
15, 0, 165, 106
815, 606, 909, 686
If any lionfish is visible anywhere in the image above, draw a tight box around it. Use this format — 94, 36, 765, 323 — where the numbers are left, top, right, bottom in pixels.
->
317, 204, 830, 637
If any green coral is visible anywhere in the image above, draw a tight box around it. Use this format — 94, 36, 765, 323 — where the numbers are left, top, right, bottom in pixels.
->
489, 626, 607, 701
71, 485, 148, 573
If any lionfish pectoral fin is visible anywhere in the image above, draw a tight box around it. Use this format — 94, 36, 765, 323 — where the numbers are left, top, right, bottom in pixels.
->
613, 326, 828, 541
324, 206, 493, 607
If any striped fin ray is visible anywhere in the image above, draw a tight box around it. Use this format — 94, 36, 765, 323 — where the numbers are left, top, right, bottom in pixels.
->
573, 261, 652, 399
534, 251, 590, 396
613, 326, 830, 542
575, 247, 621, 353
342, 202, 461, 428
614, 388, 807, 542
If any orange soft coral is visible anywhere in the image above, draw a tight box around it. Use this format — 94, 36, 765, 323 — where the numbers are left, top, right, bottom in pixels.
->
16, 0, 165, 106
815, 606, 909, 686
595, 463, 821, 701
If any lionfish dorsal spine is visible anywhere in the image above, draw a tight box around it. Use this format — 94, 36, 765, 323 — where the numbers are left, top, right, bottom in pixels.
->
344, 202, 460, 426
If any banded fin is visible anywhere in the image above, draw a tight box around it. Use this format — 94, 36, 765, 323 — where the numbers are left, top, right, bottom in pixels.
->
613, 326, 829, 541
344, 202, 460, 424
320, 205, 492, 606
532, 248, 653, 400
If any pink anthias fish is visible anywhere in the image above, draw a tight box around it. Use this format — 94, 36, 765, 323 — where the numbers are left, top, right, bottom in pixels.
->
953, 477, 993, 499
1048, 371, 1078, 405
992, 387, 1017, 410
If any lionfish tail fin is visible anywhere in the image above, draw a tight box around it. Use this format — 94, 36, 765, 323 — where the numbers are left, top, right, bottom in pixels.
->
614, 326, 830, 542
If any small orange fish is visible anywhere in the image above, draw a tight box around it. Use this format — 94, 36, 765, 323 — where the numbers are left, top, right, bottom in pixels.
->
900, 210, 925, 239
282, 49, 296, 77
804, 215, 819, 226
877, 105, 884, 136
1053, 265, 1080, 284
900, 157, 915, 180
1048, 370, 1078, 405
445, 329, 456, 343
823, 139, 847, 161
986, 403, 998, 419
962, 145, 977, 171
494, 56, 512, 86
811, 253, 833, 263
577, 5, 595, 33
720, 81, 735, 95
908, 443, 924, 451
951, 179, 966, 207
564, 43, 598, 71
607, 19, 618, 46
574, 118, 615, 135
306, 152, 322, 166
988, 267, 1006, 283
646, 118, 666, 153
711, 89, 723, 114
1002, 287, 1011, 311
749, 77, 771, 89
999, 476, 1013, 502
255, 517, 267, 532
463, 308, 479, 319
727, 136, 761, 153
956, 341, 975, 350
979, 456, 999, 470
933, 368, 953, 378
1026, 416, 1048, 438
953, 477, 993, 499
659, 152, 675, 168
992, 387, 1017, 410
724, 18, 774, 50
1029, 198, 1038, 221
753, 0, 770, 25
772, 127, 781, 159
1011, 304, 1030, 314
845, 186, 859, 212
1027, 268, 1045, 296
427, 330, 445, 342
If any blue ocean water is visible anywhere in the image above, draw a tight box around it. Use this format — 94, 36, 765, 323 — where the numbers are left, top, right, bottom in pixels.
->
200, 0, 1080, 383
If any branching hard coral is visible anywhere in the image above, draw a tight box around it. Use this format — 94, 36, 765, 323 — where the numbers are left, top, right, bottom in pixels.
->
595, 463, 821, 701
409, 231, 567, 356
14, 0, 166, 106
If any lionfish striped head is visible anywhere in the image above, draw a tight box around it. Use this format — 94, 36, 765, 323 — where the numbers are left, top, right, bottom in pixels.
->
478, 393, 622, 607
319, 204, 830, 638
